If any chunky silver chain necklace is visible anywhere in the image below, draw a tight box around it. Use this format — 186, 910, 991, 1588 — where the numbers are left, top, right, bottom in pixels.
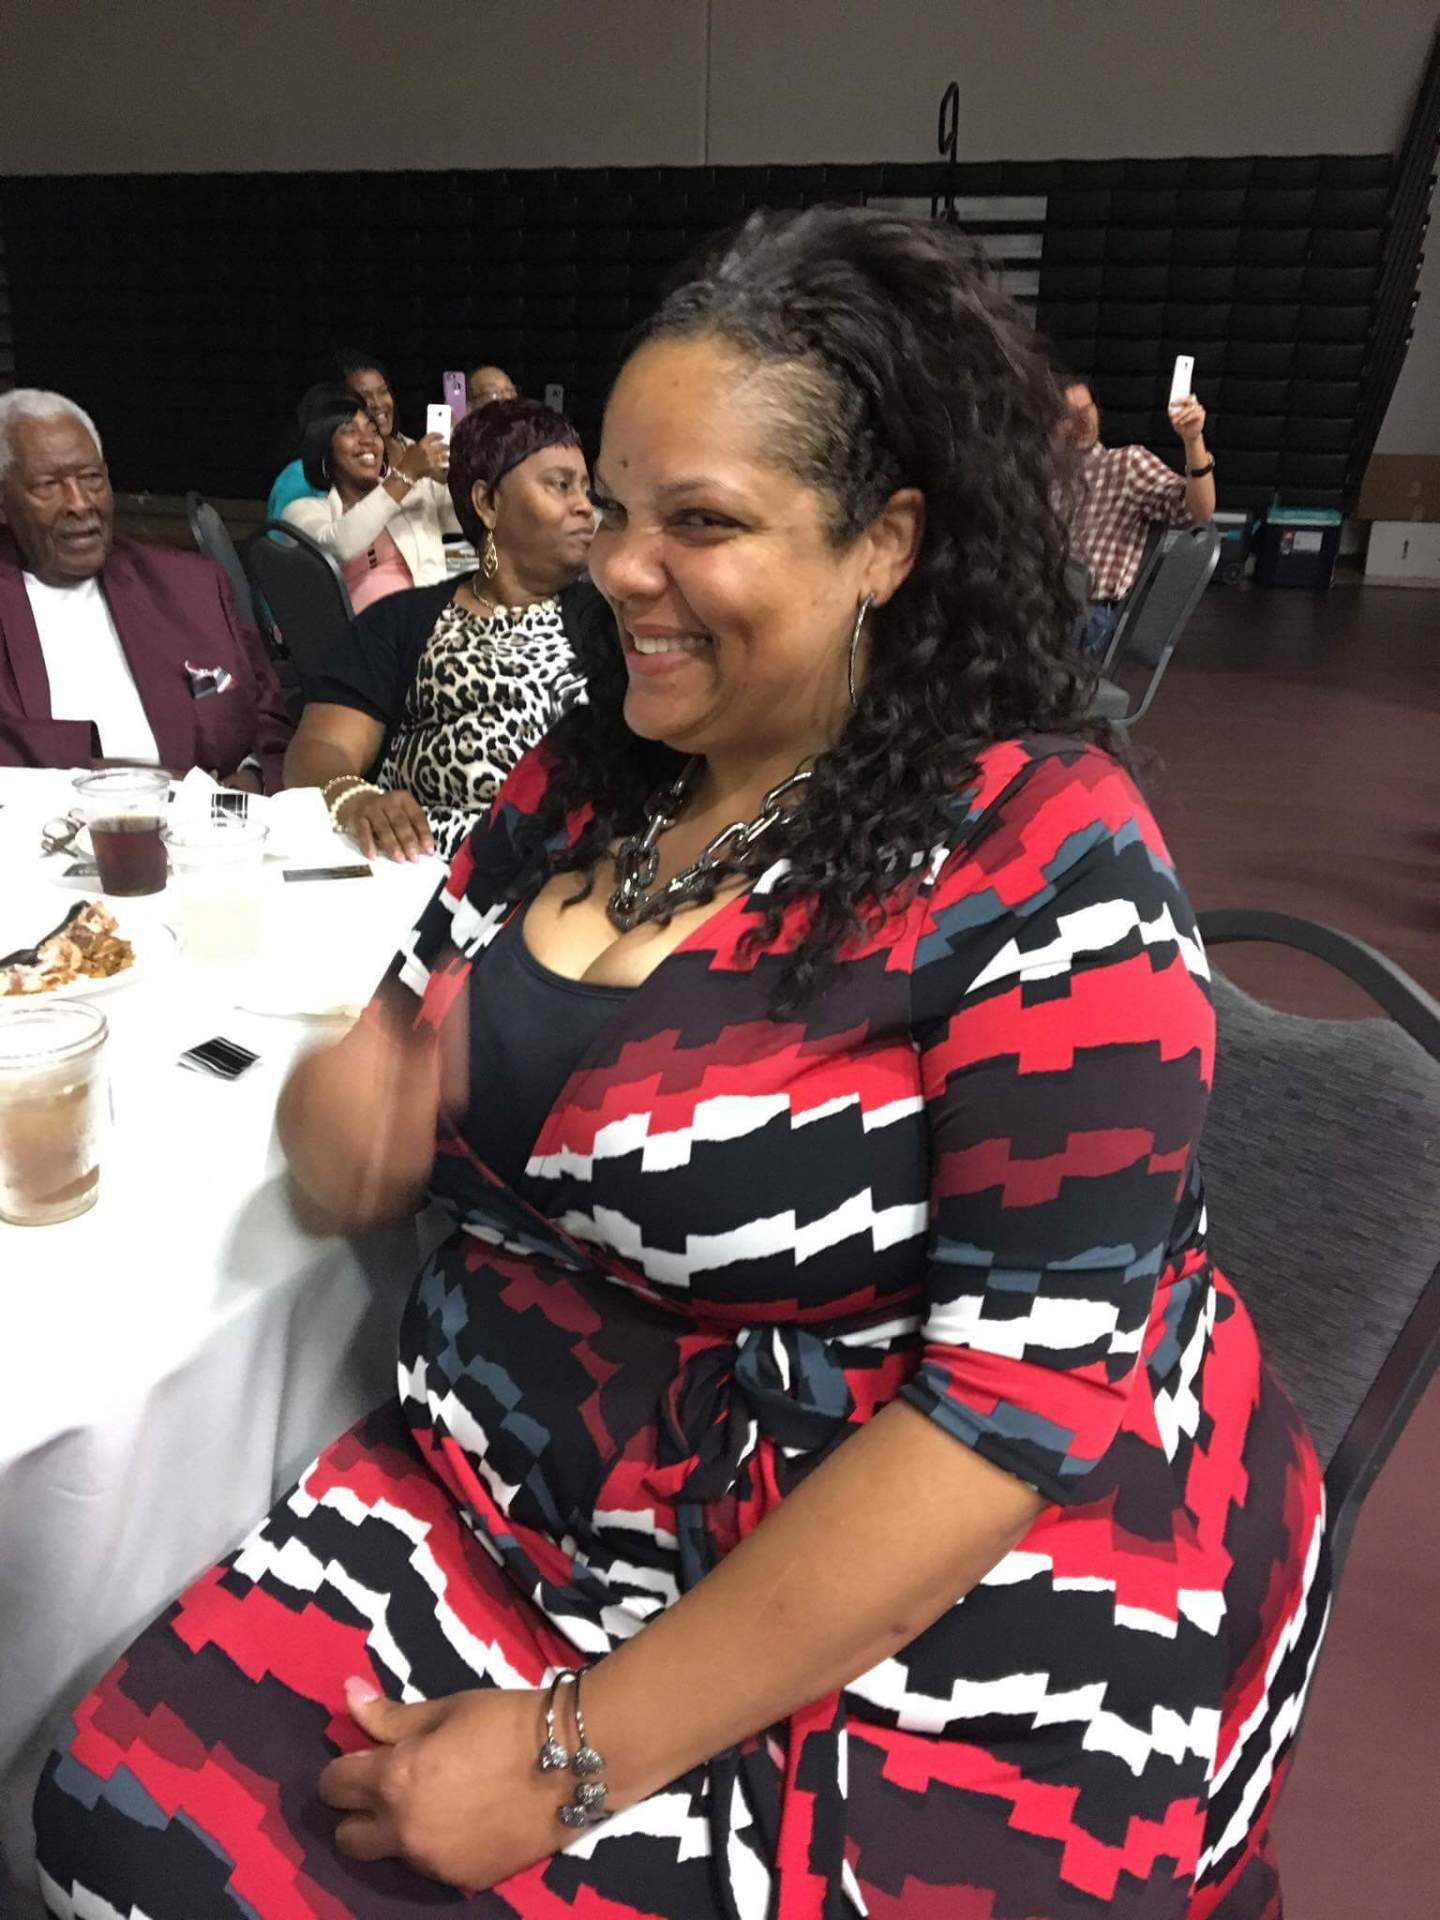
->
606, 758, 812, 933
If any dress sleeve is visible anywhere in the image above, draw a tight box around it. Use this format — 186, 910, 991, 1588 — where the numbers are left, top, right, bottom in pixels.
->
302, 588, 436, 724
212, 564, 293, 792
1123, 446, 1191, 528
901, 746, 1214, 1504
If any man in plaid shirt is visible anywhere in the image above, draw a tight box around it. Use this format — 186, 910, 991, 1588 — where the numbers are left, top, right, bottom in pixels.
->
1062, 376, 1216, 656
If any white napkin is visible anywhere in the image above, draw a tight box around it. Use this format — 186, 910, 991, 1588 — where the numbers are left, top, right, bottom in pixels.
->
168, 766, 228, 824
168, 775, 348, 866
263, 787, 347, 864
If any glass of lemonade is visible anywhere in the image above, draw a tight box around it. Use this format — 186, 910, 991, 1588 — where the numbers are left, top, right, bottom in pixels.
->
0, 1001, 109, 1225
166, 816, 270, 964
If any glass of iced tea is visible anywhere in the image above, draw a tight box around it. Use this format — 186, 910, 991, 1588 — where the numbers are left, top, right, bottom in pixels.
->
0, 1001, 109, 1226
72, 769, 171, 896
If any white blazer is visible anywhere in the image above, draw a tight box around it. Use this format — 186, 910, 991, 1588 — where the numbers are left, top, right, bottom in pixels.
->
282, 477, 460, 588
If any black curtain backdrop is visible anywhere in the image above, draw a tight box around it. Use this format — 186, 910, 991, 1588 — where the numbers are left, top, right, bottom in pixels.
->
3, 154, 1390, 510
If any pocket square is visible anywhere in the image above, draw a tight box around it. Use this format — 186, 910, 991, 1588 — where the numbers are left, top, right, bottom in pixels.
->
185, 661, 234, 699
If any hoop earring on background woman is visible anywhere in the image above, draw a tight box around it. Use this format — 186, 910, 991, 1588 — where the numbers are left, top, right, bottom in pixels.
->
482, 531, 500, 580
848, 593, 875, 708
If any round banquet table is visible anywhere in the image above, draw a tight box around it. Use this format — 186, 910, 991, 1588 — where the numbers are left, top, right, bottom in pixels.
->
0, 768, 448, 1914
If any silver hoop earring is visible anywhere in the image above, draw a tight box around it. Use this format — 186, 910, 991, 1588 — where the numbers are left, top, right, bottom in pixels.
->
848, 594, 875, 708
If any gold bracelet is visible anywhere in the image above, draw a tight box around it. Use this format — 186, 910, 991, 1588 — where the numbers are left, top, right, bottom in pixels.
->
322, 774, 366, 804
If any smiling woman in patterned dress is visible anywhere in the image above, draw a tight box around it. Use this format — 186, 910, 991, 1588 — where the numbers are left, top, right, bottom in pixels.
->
283, 398, 599, 862
35, 209, 1328, 1920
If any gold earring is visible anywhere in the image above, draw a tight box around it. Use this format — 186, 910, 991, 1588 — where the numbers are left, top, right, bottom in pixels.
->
482, 531, 499, 580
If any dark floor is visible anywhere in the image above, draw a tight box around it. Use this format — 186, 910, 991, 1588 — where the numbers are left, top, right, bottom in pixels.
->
1140, 578, 1440, 1920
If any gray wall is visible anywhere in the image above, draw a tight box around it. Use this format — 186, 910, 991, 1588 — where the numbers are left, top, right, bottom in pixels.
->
709, 0, 1436, 163
0, 0, 708, 173
1, 0, 1434, 454
2, 0, 1434, 173
1375, 239, 1440, 455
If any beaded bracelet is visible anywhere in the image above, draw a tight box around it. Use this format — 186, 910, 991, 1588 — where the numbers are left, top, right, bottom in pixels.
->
321, 774, 365, 805
328, 781, 384, 828
538, 1668, 608, 1828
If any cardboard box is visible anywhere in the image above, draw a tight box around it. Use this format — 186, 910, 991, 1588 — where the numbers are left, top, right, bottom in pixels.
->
1356, 454, 1440, 523
1364, 519, 1440, 588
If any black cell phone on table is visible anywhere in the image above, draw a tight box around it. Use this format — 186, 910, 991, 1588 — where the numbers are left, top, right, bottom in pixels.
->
179, 1036, 259, 1080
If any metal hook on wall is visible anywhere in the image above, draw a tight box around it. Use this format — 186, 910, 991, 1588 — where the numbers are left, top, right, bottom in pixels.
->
932, 81, 960, 224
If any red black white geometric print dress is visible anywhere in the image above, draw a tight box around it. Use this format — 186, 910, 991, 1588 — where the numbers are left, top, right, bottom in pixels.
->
34, 736, 1329, 1920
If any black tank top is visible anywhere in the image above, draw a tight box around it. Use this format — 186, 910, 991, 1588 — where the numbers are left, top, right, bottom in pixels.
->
461, 906, 634, 1189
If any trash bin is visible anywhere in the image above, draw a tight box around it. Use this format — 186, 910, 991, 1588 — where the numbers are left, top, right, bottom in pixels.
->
1211, 510, 1254, 585
1254, 507, 1343, 589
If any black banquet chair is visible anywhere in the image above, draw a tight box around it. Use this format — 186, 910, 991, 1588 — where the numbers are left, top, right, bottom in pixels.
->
1196, 908, 1440, 1586
242, 519, 354, 693
1089, 523, 1220, 728
186, 491, 264, 638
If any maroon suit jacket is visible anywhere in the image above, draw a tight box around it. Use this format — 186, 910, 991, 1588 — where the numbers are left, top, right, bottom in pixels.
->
0, 533, 293, 791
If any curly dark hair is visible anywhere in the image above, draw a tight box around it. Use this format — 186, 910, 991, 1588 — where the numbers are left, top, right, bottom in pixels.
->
520, 205, 1101, 1012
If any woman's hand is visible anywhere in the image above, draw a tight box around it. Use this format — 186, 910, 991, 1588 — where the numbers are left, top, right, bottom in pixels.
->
397, 433, 450, 485
319, 1682, 566, 1891
335, 785, 436, 861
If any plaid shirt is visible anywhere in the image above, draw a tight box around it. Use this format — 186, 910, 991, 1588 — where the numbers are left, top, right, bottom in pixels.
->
1073, 443, 1190, 601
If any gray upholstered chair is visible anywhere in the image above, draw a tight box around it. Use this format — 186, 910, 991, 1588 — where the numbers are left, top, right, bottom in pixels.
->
1197, 909, 1440, 1584
243, 519, 354, 695
1090, 523, 1220, 728
185, 492, 262, 635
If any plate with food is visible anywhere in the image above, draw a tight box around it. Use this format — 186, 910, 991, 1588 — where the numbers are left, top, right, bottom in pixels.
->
0, 899, 174, 1000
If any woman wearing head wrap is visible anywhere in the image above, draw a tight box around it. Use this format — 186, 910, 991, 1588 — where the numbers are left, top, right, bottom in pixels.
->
282, 398, 600, 859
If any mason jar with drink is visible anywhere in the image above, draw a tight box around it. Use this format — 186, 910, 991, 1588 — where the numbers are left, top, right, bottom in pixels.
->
72, 768, 171, 897
0, 1001, 109, 1226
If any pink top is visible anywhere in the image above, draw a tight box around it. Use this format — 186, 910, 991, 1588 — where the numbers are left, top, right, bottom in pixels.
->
343, 527, 413, 615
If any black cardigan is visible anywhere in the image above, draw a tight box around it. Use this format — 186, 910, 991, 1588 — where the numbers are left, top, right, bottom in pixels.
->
303, 576, 605, 771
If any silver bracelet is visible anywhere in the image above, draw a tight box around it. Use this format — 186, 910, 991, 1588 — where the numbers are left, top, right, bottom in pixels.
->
328, 780, 383, 828
538, 1668, 608, 1828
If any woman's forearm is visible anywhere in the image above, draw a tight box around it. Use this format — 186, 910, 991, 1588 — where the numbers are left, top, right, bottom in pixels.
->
585, 1397, 1044, 1809
288, 484, 402, 565
278, 1014, 439, 1228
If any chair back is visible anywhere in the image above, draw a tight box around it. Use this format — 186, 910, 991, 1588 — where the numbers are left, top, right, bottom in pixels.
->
242, 520, 354, 690
1089, 524, 1219, 727
1197, 909, 1440, 1584
185, 491, 261, 633
1110, 521, 1220, 671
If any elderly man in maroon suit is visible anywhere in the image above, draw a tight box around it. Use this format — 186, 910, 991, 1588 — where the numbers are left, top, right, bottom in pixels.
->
0, 388, 292, 790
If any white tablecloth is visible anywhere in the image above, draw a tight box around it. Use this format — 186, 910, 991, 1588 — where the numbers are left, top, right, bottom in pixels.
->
0, 769, 448, 1911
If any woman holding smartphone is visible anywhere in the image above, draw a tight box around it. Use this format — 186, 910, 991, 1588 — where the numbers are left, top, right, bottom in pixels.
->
281, 386, 457, 614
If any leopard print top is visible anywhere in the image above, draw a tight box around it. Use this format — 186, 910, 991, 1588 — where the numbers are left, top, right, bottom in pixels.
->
377, 594, 581, 858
